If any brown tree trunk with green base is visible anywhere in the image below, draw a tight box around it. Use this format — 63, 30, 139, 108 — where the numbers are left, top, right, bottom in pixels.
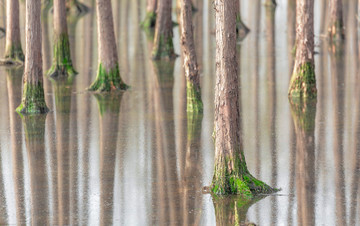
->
211, 0, 276, 196
89, 0, 128, 92
141, 0, 158, 29
235, 0, 250, 41
264, 0, 277, 8
48, 0, 77, 77
1, 0, 24, 65
288, 0, 317, 99
180, 0, 203, 113
328, 0, 345, 41
66, 0, 89, 15
17, 0, 49, 115
152, 0, 176, 60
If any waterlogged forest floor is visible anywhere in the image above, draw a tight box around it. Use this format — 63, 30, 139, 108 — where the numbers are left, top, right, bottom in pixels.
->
0, 0, 359, 225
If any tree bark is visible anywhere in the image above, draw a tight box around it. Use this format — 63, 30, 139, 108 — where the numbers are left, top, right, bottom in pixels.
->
141, 0, 158, 29
89, 0, 128, 92
288, 0, 317, 99
211, 0, 274, 195
329, 0, 345, 41
180, 0, 203, 113
152, 0, 176, 60
3, 0, 24, 63
16, 0, 49, 114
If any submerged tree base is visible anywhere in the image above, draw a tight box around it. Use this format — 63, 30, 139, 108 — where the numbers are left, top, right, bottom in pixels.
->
141, 12, 157, 29
186, 81, 203, 113
152, 35, 177, 60
47, 34, 77, 77
16, 82, 49, 115
264, 0, 277, 8
88, 63, 129, 92
328, 21, 345, 42
66, 0, 89, 16
3, 44, 25, 64
0, 28, 5, 39
288, 62, 317, 99
236, 17, 250, 42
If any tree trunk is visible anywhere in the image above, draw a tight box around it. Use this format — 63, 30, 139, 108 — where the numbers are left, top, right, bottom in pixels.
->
48, 0, 77, 77
211, 0, 274, 196
235, 0, 250, 41
89, 0, 128, 92
180, 0, 203, 113
141, 0, 158, 29
152, 0, 176, 60
16, 0, 49, 114
3, 0, 24, 63
288, 0, 317, 99
329, 0, 345, 40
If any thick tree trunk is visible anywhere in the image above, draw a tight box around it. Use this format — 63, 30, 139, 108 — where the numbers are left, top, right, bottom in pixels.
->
329, 0, 345, 41
211, 0, 274, 196
235, 0, 250, 41
141, 0, 158, 29
180, 0, 203, 113
288, 0, 317, 99
3, 0, 24, 63
16, 0, 49, 114
152, 0, 176, 60
89, 0, 128, 92
48, 0, 77, 77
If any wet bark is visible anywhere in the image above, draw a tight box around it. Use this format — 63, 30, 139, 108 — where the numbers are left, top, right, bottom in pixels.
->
329, 0, 345, 41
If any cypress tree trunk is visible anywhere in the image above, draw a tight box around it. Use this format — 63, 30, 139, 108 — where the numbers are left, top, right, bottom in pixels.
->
288, 0, 317, 99
235, 0, 250, 41
180, 0, 203, 113
17, 0, 49, 114
48, 0, 77, 77
329, 0, 345, 41
89, 0, 128, 92
3, 0, 24, 63
152, 0, 176, 60
141, 0, 158, 29
211, 0, 275, 196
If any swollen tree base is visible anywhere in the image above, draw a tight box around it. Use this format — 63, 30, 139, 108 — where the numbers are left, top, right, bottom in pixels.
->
288, 62, 317, 99
88, 63, 129, 92
0, 28, 5, 39
16, 82, 49, 115
186, 81, 203, 113
47, 34, 77, 77
141, 12, 157, 29
236, 17, 250, 41
66, 0, 89, 15
152, 35, 177, 60
264, 0, 277, 8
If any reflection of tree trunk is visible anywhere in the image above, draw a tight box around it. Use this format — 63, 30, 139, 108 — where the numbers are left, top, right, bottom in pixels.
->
0, 146, 7, 223
23, 115, 49, 225
6, 67, 25, 225
290, 99, 316, 226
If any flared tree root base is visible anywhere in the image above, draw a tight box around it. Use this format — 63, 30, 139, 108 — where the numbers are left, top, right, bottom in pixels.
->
88, 63, 129, 92
236, 17, 250, 41
1, 44, 25, 65
66, 0, 89, 16
186, 81, 203, 113
16, 82, 49, 115
264, 0, 277, 8
152, 35, 177, 60
288, 62, 317, 99
141, 12, 157, 29
0, 28, 5, 39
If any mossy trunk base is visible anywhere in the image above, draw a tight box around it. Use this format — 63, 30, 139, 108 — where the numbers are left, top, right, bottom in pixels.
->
141, 12, 157, 29
288, 62, 317, 99
88, 63, 129, 92
152, 35, 176, 60
66, 0, 89, 15
1, 43, 25, 65
16, 82, 49, 115
47, 34, 77, 77
186, 81, 203, 113
236, 16, 250, 41
264, 0, 277, 7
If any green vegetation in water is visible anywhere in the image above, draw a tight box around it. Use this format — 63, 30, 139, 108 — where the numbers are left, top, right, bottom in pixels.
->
141, 12, 157, 29
288, 62, 317, 99
47, 33, 77, 77
186, 81, 203, 113
16, 82, 49, 115
152, 34, 176, 60
88, 63, 129, 92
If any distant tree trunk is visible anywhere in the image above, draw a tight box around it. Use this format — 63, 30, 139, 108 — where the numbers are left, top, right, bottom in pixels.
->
328, 0, 345, 41
152, 0, 176, 60
66, 0, 88, 15
3, 0, 24, 63
235, 0, 250, 41
211, 0, 274, 196
288, 0, 317, 99
141, 0, 158, 29
16, 0, 49, 114
180, 0, 203, 113
89, 0, 128, 92
48, 0, 77, 77
264, 0, 277, 7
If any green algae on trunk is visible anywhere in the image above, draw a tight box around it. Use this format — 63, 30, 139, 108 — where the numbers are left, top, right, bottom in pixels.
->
88, 63, 129, 92
152, 34, 176, 60
288, 62, 317, 99
16, 82, 49, 115
4, 43, 25, 63
47, 33, 77, 77
186, 81, 203, 113
141, 12, 157, 29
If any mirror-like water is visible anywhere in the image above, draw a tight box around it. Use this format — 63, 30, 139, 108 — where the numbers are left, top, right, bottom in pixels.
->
0, 0, 359, 225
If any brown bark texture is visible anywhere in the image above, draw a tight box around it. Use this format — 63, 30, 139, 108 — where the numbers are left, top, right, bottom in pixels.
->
147, 0, 158, 12
54, 0, 68, 34
329, 0, 345, 40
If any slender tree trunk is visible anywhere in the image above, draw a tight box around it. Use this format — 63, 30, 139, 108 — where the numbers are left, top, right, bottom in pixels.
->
329, 0, 345, 40
152, 0, 176, 60
288, 0, 317, 98
235, 0, 250, 40
211, 0, 274, 196
3, 0, 24, 63
141, 0, 158, 29
180, 0, 203, 113
16, 0, 49, 114
89, 0, 128, 92
48, 0, 77, 77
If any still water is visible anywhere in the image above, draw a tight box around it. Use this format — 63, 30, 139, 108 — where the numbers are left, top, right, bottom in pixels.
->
0, 0, 359, 225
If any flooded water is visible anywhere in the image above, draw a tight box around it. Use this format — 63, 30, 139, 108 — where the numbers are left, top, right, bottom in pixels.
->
0, 0, 359, 225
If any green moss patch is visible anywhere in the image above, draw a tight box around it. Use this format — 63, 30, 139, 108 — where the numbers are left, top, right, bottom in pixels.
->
141, 12, 157, 29
186, 81, 203, 113
16, 82, 49, 115
4, 43, 24, 63
288, 62, 317, 99
88, 63, 129, 92
152, 34, 176, 60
